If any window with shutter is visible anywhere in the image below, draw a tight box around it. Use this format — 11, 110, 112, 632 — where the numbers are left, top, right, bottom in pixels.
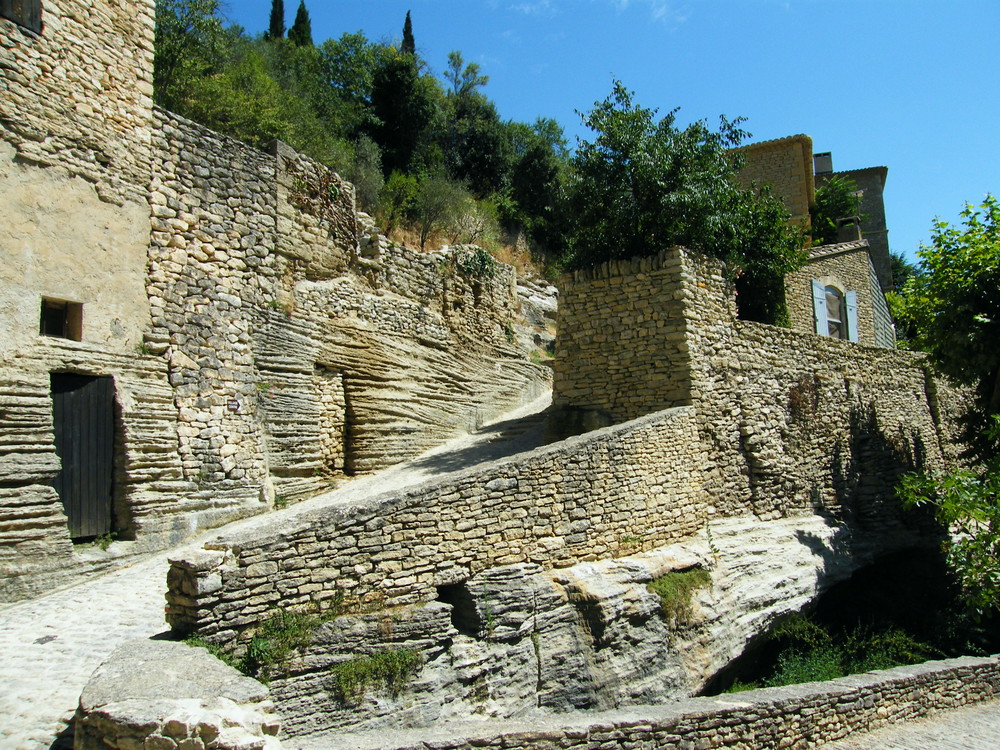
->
1, 0, 43, 34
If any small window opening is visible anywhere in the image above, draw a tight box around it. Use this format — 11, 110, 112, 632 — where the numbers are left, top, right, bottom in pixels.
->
40, 298, 83, 341
825, 286, 846, 340
1, 0, 44, 34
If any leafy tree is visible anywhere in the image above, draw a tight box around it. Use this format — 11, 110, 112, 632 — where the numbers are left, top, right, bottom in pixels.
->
153, 0, 226, 111
567, 81, 805, 324
894, 196, 1000, 618
370, 52, 437, 175
288, 0, 312, 47
267, 0, 285, 40
376, 171, 419, 235
444, 51, 488, 98
413, 173, 468, 249
401, 10, 415, 56
889, 250, 918, 293
893, 196, 1000, 416
811, 174, 865, 246
899, 422, 1000, 620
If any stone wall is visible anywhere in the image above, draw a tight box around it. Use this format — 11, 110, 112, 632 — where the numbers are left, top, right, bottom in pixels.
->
165, 405, 708, 638
75, 639, 280, 750
786, 241, 895, 349
555, 248, 952, 523
300, 655, 1000, 750
551, 250, 699, 426
0, 0, 155, 204
735, 135, 815, 225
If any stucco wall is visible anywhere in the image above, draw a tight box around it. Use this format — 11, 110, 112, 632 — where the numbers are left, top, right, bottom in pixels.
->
0, 141, 151, 360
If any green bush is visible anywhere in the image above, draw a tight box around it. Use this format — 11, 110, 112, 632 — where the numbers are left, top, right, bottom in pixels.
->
647, 567, 711, 626
330, 647, 421, 702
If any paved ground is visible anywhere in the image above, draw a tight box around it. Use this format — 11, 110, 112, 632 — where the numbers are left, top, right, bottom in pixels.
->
820, 699, 1000, 749
0, 395, 552, 749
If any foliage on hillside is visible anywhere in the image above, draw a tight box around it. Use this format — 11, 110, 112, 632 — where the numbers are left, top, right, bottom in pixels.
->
154, 2, 804, 315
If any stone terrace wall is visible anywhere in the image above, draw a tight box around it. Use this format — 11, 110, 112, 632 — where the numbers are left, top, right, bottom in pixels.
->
165, 406, 708, 639
306, 655, 1000, 750
552, 250, 697, 426
148, 109, 547, 504
0, 0, 155, 204
555, 247, 959, 524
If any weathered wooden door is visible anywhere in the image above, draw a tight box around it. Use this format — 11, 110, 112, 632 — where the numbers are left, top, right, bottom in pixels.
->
50, 373, 115, 539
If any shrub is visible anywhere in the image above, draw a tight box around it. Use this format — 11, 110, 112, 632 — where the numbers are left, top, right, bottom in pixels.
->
330, 647, 421, 702
648, 567, 711, 626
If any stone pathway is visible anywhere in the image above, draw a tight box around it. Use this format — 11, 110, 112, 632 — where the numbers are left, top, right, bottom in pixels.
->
820, 699, 1000, 749
0, 395, 552, 749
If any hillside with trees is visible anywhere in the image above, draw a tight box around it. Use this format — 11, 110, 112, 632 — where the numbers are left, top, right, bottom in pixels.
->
154, 0, 804, 323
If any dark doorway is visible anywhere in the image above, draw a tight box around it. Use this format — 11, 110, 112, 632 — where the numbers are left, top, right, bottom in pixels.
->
50, 373, 115, 540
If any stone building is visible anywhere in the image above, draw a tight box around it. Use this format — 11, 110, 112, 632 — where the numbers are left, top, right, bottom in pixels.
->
0, 0, 548, 601
738, 135, 896, 347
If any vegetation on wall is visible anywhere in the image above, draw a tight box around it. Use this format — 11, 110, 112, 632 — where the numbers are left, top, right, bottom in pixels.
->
647, 567, 712, 627
810, 174, 866, 246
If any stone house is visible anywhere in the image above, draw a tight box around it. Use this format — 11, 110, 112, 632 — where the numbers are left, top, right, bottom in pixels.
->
738, 135, 896, 348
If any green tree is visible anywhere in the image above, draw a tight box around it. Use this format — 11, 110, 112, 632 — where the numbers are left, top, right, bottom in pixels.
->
153, 0, 225, 110
267, 0, 285, 40
899, 424, 1000, 620
370, 52, 437, 175
444, 51, 488, 98
893, 196, 1000, 415
288, 0, 312, 47
567, 81, 805, 324
413, 173, 468, 249
811, 174, 865, 246
401, 10, 415, 56
895, 196, 1000, 618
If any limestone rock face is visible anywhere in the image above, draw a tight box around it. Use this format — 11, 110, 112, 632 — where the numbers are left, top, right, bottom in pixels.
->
75, 639, 280, 750
265, 512, 914, 740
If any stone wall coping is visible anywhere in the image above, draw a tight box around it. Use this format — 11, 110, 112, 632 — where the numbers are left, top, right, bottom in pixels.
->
186, 405, 698, 555
294, 654, 1000, 750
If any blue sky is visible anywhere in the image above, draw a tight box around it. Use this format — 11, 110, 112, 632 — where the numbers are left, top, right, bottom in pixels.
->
224, 1, 999, 262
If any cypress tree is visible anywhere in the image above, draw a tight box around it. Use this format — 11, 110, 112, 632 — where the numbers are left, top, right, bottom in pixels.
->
401, 11, 415, 56
288, 1, 313, 46
267, 0, 285, 40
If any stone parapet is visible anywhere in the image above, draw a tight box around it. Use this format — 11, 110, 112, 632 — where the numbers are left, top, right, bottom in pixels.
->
296, 655, 1000, 750
165, 406, 708, 639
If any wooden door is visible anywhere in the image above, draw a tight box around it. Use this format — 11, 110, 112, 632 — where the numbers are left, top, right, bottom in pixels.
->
50, 373, 115, 539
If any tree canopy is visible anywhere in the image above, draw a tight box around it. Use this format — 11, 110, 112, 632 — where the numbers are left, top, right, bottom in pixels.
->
894, 196, 1000, 620
565, 82, 806, 324
288, 1, 312, 47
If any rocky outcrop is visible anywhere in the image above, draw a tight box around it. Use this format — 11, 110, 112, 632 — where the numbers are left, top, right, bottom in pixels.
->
241, 513, 929, 739
74, 639, 280, 750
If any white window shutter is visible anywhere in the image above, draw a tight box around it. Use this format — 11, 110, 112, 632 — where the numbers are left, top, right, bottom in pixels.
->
811, 280, 828, 336
845, 290, 859, 342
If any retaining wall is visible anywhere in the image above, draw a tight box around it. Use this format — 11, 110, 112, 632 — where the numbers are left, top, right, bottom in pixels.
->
302, 655, 1000, 750
166, 405, 708, 638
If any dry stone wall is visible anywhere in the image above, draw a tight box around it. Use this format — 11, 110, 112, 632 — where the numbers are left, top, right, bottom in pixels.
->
552, 251, 696, 427
300, 655, 1000, 750
165, 406, 708, 638
556, 247, 959, 524
0, 0, 155, 205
